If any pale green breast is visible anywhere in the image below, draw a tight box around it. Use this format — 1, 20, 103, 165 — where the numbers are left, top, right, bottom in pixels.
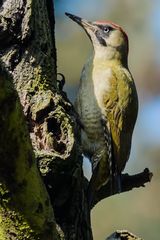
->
74, 55, 107, 156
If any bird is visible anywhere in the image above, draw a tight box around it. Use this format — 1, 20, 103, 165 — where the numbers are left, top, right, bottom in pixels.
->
65, 13, 138, 202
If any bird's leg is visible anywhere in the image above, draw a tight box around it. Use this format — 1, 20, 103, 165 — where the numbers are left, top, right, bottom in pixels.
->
117, 172, 122, 193
112, 164, 122, 194
110, 167, 115, 194
87, 155, 99, 208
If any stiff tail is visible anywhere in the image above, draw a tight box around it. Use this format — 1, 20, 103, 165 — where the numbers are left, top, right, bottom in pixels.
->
101, 115, 114, 193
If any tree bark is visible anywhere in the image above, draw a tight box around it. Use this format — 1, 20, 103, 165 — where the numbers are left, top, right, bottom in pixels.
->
0, 0, 92, 239
0, 62, 58, 239
0, 0, 152, 239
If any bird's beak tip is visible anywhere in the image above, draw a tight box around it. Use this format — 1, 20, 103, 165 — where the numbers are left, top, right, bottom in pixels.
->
65, 12, 70, 17
65, 12, 94, 32
65, 12, 82, 24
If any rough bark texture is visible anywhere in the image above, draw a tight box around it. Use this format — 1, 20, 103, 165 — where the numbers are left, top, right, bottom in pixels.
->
0, 0, 92, 239
0, 62, 58, 239
0, 0, 152, 239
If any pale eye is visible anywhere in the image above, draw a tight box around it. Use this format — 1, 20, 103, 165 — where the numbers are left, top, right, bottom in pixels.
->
103, 27, 110, 33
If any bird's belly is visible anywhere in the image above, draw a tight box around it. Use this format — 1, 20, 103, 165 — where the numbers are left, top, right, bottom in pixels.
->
80, 95, 105, 157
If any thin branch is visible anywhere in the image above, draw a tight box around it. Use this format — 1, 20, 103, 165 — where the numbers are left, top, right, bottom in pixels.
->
91, 168, 153, 209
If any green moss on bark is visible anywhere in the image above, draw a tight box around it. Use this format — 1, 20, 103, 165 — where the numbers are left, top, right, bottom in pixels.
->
0, 63, 58, 239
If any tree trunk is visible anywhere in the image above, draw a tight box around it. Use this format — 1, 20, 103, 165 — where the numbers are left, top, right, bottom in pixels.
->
0, 0, 152, 239
0, 0, 92, 239
0, 62, 58, 240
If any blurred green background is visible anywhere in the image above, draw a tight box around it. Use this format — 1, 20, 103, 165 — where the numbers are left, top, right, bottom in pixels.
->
55, 0, 160, 239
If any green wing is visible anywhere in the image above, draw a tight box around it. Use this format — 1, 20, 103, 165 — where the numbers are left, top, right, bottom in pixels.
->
103, 68, 138, 172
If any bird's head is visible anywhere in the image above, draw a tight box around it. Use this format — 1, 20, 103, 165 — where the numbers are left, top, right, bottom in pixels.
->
65, 12, 129, 65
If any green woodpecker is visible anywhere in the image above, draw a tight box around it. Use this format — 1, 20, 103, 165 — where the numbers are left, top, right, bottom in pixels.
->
65, 13, 138, 195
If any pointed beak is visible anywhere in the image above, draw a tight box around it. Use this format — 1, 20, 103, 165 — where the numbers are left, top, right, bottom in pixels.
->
65, 12, 95, 32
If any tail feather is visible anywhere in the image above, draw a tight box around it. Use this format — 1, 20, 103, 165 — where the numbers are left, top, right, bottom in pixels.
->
101, 115, 113, 192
